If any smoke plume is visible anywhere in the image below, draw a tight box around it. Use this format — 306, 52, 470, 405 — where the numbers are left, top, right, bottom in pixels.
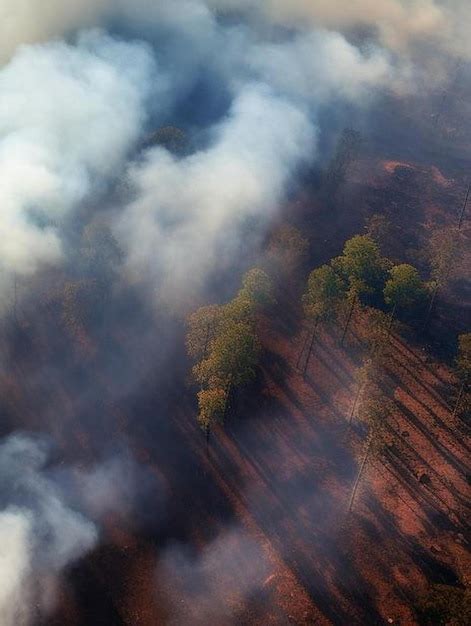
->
0, 435, 97, 626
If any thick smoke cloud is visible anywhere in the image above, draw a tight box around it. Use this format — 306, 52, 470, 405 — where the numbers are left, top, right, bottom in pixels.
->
0, 435, 97, 626
0, 434, 157, 625
115, 20, 406, 305
0, 0, 411, 310
117, 84, 315, 301
208, 0, 471, 60
0, 30, 157, 309
1, 1, 470, 64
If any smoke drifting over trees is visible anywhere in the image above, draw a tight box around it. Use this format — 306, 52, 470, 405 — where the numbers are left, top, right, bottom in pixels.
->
0, 1, 469, 624
2, 0, 467, 308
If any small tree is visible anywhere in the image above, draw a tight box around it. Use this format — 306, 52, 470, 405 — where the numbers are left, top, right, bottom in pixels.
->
384, 263, 429, 323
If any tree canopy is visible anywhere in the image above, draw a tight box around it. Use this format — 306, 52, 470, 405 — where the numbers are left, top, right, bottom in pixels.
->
187, 267, 272, 434
333, 235, 389, 302
302, 264, 345, 322
193, 320, 260, 390
384, 264, 429, 314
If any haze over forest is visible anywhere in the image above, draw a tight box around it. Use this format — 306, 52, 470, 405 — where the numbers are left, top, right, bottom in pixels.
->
0, 2, 470, 625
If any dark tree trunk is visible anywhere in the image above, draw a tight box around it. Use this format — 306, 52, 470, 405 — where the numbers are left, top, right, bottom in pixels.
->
348, 437, 372, 513
349, 383, 363, 428
205, 426, 211, 457
388, 301, 397, 336
452, 380, 466, 418
341, 296, 356, 346
423, 283, 439, 330
303, 318, 319, 376
296, 327, 311, 369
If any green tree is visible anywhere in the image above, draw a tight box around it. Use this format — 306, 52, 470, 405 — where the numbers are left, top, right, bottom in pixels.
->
333, 235, 390, 343
299, 265, 345, 372
223, 268, 274, 324
240, 268, 275, 309
197, 388, 228, 442
303, 265, 345, 323
186, 304, 224, 360
384, 263, 429, 322
187, 268, 272, 441
194, 321, 260, 391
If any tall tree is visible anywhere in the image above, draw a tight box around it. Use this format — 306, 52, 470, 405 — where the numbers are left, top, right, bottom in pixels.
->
333, 235, 390, 343
193, 320, 260, 392
348, 390, 395, 512
197, 388, 228, 445
186, 268, 272, 442
300, 264, 345, 372
186, 304, 224, 361
384, 263, 429, 323
240, 268, 275, 309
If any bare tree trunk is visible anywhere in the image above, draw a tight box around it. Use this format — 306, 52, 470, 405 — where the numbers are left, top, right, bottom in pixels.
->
303, 318, 319, 377
222, 381, 232, 421
348, 438, 372, 513
341, 296, 356, 346
205, 426, 211, 458
452, 380, 466, 418
387, 301, 397, 336
458, 182, 470, 230
423, 283, 439, 330
296, 327, 310, 369
349, 383, 363, 428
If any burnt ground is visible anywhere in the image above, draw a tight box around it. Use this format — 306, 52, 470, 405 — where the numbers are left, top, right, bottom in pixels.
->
1, 94, 471, 625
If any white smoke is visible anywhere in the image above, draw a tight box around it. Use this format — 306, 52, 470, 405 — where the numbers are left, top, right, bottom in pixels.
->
0, 435, 98, 626
1, 1, 470, 65
116, 84, 315, 303
0, 29, 158, 309
157, 526, 270, 625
